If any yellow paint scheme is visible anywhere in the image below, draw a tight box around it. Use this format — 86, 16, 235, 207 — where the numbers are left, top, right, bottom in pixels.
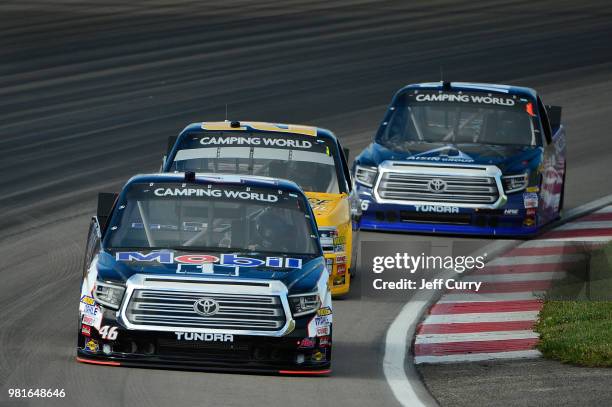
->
201, 121, 317, 137
195, 121, 353, 296
306, 192, 353, 296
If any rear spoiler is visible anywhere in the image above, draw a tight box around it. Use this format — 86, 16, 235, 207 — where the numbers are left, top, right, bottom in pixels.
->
546, 105, 562, 129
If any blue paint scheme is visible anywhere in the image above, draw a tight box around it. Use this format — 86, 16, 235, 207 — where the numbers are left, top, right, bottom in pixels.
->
353, 82, 566, 237
97, 173, 326, 294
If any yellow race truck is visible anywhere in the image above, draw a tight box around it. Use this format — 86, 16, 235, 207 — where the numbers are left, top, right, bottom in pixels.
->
162, 121, 360, 296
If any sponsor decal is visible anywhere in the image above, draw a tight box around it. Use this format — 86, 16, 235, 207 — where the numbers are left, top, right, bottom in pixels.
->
82, 314, 96, 326
80, 295, 95, 306
199, 136, 312, 149
318, 336, 331, 347
504, 209, 519, 215
409, 155, 474, 163
116, 252, 302, 269
317, 307, 332, 317
526, 186, 540, 193
523, 192, 539, 208
316, 326, 330, 336
335, 255, 346, 265
85, 339, 99, 353
298, 337, 316, 349
333, 235, 346, 245
336, 264, 347, 276
410, 146, 475, 163
523, 218, 536, 227
81, 324, 91, 337
153, 188, 279, 203
174, 332, 234, 342
526, 208, 536, 216
414, 205, 459, 214
312, 350, 326, 362
414, 93, 515, 106
314, 315, 331, 327
82, 303, 103, 330
308, 198, 333, 212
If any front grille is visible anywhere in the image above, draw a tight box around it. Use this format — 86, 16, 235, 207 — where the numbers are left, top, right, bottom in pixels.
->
125, 290, 286, 332
377, 172, 500, 205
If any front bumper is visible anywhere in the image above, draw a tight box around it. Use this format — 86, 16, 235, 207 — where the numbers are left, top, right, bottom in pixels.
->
77, 327, 332, 374
357, 188, 539, 237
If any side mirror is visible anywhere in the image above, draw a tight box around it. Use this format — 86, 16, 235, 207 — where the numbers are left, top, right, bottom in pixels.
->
97, 192, 118, 233
343, 147, 350, 161
546, 105, 562, 129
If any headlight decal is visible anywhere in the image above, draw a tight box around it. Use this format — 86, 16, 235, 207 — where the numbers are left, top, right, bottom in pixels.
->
355, 165, 378, 187
288, 292, 321, 317
93, 281, 126, 310
502, 172, 529, 193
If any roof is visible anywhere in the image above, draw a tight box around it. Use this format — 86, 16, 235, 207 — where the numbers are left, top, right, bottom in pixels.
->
179, 121, 337, 141
123, 172, 304, 194
397, 81, 538, 100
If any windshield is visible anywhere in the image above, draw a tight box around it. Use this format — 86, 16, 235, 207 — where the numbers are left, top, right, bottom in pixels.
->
169, 132, 343, 194
378, 91, 540, 151
106, 182, 319, 256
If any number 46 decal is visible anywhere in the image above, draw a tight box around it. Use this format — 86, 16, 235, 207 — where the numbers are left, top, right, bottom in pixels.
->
99, 325, 119, 340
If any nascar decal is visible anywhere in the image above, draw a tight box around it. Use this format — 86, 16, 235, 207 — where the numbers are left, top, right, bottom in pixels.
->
414, 93, 516, 106
115, 251, 302, 269
199, 136, 313, 149
154, 188, 279, 203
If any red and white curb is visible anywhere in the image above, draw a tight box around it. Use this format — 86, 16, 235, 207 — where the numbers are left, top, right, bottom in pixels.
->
414, 205, 612, 364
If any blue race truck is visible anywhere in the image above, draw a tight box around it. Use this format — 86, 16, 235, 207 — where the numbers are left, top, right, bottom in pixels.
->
77, 172, 332, 374
353, 82, 566, 237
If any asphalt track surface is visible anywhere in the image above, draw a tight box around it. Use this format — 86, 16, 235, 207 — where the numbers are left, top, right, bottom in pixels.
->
1, 1, 612, 406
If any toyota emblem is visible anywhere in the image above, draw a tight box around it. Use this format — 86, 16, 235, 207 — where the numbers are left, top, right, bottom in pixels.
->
193, 298, 220, 317
428, 178, 447, 193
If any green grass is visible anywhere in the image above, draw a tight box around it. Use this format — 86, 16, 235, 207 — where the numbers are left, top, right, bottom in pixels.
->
536, 301, 612, 367
535, 242, 612, 367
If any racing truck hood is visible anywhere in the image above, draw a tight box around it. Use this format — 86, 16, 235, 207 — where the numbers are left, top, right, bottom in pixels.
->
357, 142, 543, 174
95, 250, 325, 293
305, 192, 349, 227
